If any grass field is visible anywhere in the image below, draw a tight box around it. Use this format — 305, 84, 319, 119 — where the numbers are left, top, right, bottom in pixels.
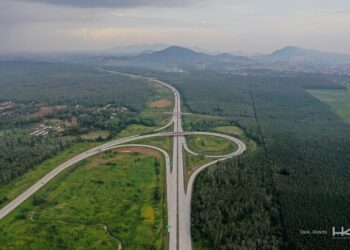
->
212, 125, 256, 151
0, 148, 167, 250
0, 141, 100, 210
212, 126, 244, 138
183, 150, 212, 190
116, 124, 156, 138
130, 136, 173, 153
140, 81, 174, 128
187, 135, 237, 156
184, 152, 209, 174
81, 130, 110, 140
116, 81, 174, 139
308, 88, 350, 124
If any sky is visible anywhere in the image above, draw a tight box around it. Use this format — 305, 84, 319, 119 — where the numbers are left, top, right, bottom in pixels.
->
0, 0, 350, 54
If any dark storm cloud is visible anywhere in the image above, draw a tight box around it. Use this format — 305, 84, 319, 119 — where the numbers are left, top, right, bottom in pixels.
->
14, 0, 206, 8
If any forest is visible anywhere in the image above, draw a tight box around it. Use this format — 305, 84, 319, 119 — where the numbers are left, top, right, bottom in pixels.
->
0, 62, 156, 191
0, 62, 154, 109
192, 150, 282, 250
154, 70, 350, 249
0, 133, 74, 190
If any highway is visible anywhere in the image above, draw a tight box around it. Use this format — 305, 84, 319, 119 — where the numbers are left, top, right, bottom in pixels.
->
0, 70, 246, 250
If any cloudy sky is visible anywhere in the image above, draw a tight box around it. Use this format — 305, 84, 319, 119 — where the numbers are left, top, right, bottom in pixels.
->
1, 0, 350, 54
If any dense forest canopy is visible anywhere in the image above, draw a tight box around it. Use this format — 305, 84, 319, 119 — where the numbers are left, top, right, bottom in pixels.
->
151, 71, 350, 249
0, 62, 154, 110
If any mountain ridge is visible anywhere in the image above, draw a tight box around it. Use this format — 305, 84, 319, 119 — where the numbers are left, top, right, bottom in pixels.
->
267, 46, 350, 64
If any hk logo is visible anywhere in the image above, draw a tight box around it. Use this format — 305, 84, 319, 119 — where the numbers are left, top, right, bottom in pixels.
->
332, 227, 350, 237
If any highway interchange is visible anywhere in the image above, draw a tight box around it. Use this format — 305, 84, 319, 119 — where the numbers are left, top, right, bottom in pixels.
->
0, 71, 246, 250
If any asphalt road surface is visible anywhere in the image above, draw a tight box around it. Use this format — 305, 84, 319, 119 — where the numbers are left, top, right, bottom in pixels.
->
0, 71, 246, 250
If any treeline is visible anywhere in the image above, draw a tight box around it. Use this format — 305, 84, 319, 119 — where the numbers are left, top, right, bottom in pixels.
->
192, 150, 282, 250
183, 118, 261, 145
0, 133, 75, 191
67, 113, 155, 138
0, 62, 154, 111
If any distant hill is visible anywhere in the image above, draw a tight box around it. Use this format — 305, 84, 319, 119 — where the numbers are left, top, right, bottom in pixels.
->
136, 46, 210, 63
106, 44, 170, 56
214, 52, 252, 62
133, 46, 251, 65
268, 46, 350, 64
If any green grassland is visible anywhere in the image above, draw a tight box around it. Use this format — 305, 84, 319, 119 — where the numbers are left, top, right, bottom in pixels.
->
81, 130, 110, 140
183, 150, 212, 191
184, 152, 209, 175
116, 81, 174, 138
187, 135, 237, 156
139, 111, 171, 128
212, 126, 244, 138
0, 149, 167, 250
130, 136, 173, 153
308, 88, 350, 124
212, 125, 257, 151
181, 124, 255, 192
140, 81, 174, 126
116, 124, 156, 138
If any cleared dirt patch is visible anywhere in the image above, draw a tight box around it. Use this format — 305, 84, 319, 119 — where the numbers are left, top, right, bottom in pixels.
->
30, 107, 54, 118
0, 102, 13, 112
152, 83, 165, 89
65, 117, 78, 128
149, 99, 172, 108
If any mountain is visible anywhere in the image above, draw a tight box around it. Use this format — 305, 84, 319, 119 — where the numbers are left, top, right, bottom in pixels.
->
137, 46, 210, 63
214, 53, 252, 62
106, 44, 170, 56
268, 46, 350, 64
134, 46, 251, 65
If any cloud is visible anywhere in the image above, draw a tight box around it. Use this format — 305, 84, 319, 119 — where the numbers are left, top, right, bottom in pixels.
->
0, 1, 101, 24
13, 0, 207, 8
333, 9, 350, 14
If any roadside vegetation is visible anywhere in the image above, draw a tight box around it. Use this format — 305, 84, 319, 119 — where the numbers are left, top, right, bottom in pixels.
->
130, 136, 173, 153
0, 149, 167, 250
212, 125, 257, 152
187, 134, 237, 156
80, 130, 110, 140
183, 150, 212, 191
184, 152, 209, 174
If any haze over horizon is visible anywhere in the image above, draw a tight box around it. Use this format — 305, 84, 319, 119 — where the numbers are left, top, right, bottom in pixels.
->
1, 0, 350, 54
